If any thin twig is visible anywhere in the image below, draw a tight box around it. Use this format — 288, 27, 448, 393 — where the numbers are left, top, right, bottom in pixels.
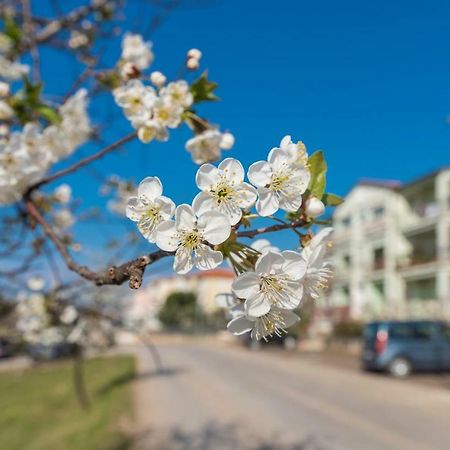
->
27, 132, 137, 192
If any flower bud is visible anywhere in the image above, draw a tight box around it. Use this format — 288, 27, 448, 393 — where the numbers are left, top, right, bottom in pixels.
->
220, 132, 235, 150
187, 48, 202, 60
305, 196, 325, 218
120, 61, 140, 80
150, 71, 166, 87
186, 57, 199, 70
0, 81, 10, 97
54, 184, 72, 204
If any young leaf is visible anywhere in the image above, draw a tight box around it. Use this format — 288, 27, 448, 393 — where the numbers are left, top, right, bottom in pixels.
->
322, 192, 344, 206
35, 105, 62, 125
308, 151, 327, 199
4, 15, 22, 45
190, 71, 219, 103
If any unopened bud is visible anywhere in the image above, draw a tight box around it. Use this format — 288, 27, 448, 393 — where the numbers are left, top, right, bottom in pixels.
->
220, 132, 235, 150
187, 48, 202, 60
186, 57, 200, 70
150, 71, 166, 87
305, 196, 325, 218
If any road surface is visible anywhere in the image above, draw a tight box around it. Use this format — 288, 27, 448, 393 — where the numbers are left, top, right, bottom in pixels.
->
132, 341, 450, 450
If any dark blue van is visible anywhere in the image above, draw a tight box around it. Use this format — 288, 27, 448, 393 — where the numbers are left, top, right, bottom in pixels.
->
362, 320, 450, 377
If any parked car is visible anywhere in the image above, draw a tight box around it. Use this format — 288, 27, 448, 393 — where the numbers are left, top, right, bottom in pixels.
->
0, 338, 14, 358
362, 320, 450, 377
26, 342, 77, 362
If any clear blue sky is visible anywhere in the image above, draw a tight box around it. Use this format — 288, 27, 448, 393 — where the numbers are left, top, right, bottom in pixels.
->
15, 0, 450, 268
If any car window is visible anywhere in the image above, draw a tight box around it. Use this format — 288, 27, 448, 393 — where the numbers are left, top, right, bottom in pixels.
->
363, 324, 378, 340
389, 324, 414, 339
413, 323, 435, 340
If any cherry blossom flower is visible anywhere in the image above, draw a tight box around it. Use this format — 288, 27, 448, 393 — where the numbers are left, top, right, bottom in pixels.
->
113, 79, 156, 122
232, 251, 306, 317
121, 33, 154, 71
150, 71, 166, 87
155, 204, 231, 274
251, 238, 280, 254
301, 227, 334, 300
185, 130, 234, 164
160, 80, 193, 109
227, 304, 299, 341
248, 143, 310, 216
192, 158, 257, 225
126, 176, 175, 243
54, 184, 72, 204
279, 135, 309, 167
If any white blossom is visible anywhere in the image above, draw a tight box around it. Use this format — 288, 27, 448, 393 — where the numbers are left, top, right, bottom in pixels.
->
150, 71, 166, 87
0, 81, 10, 97
53, 209, 75, 229
248, 139, 310, 216
113, 79, 156, 123
155, 204, 231, 274
185, 129, 233, 164
121, 33, 154, 71
27, 276, 45, 291
251, 238, 280, 254
227, 304, 299, 341
186, 57, 200, 70
54, 184, 72, 204
0, 55, 29, 80
187, 48, 202, 60
151, 96, 183, 128
0, 100, 13, 119
232, 251, 306, 317
60, 305, 78, 325
193, 158, 257, 225
126, 176, 175, 243
304, 196, 325, 218
160, 80, 193, 109
301, 227, 333, 300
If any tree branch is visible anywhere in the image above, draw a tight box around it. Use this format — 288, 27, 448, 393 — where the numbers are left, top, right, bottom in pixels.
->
236, 219, 306, 239
24, 198, 171, 289
27, 132, 137, 192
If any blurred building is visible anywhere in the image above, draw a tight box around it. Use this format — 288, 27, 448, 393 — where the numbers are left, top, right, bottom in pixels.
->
326, 167, 450, 321
127, 268, 235, 330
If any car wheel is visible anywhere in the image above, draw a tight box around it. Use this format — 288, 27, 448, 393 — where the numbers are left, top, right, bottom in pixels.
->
388, 357, 412, 378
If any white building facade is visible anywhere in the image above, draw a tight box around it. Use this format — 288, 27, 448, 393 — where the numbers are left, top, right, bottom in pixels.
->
327, 167, 450, 321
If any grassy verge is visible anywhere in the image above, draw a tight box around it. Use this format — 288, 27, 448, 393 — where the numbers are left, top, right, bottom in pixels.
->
0, 355, 135, 450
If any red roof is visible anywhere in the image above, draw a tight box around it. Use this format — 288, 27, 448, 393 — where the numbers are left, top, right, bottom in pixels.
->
192, 268, 235, 279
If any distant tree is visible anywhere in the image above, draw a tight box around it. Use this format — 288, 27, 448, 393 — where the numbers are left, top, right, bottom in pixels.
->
158, 292, 200, 331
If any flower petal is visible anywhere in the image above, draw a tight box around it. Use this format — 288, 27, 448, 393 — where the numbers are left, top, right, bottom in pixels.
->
268, 148, 290, 172
196, 164, 220, 190
256, 187, 279, 216
195, 244, 223, 270
282, 250, 307, 280
232, 272, 260, 299
245, 291, 271, 317
192, 192, 217, 217
278, 192, 302, 212
154, 195, 176, 219
280, 309, 300, 328
138, 176, 162, 201
227, 316, 253, 335
126, 196, 146, 222
174, 246, 194, 274
175, 204, 196, 231
197, 211, 231, 245
255, 251, 284, 276
247, 161, 272, 187
155, 220, 179, 251
236, 183, 257, 209
218, 158, 244, 184
215, 293, 238, 308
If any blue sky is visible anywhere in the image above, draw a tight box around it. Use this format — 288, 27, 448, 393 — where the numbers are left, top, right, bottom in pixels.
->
11, 0, 450, 272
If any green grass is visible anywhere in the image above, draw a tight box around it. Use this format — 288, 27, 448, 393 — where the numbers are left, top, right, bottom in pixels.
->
0, 355, 135, 450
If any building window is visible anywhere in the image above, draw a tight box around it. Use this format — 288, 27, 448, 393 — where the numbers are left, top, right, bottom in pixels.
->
373, 247, 384, 270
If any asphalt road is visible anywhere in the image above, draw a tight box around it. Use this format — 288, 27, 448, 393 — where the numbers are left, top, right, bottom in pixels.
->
132, 341, 450, 450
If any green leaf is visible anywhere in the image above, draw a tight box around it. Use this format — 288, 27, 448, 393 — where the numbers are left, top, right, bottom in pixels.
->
322, 192, 344, 206
190, 71, 219, 103
4, 15, 22, 45
35, 105, 62, 125
23, 76, 43, 106
308, 150, 327, 199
